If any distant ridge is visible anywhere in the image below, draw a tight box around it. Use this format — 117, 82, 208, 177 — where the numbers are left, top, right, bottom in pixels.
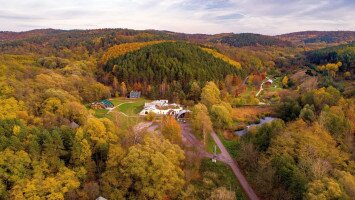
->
277, 31, 355, 44
210, 33, 292, 47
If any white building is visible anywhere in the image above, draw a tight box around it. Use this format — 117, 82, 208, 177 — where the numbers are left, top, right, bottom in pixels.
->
139, 100, 183, 116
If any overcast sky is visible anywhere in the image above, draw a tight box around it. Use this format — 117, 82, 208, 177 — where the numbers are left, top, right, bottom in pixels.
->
0, 0, 354, 35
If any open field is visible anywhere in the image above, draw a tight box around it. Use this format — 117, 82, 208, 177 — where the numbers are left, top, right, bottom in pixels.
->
94, 108, 109, 118
91, 97, 150, 118
114, 98, 148, 114
232, 105, 276, 123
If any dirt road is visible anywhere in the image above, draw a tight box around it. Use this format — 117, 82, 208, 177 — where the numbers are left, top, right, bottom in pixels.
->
180, 123, 212, 158
210, 131, 260, 200
134, 122, 259, 200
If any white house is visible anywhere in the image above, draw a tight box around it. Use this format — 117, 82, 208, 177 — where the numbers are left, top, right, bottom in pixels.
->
139, 100, 183, 116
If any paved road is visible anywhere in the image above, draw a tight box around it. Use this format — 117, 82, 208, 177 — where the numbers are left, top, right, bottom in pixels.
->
210, 131, 260, 200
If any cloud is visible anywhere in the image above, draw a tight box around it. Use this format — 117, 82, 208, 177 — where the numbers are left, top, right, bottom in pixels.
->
215, 13, 245, 21
0, 0, 354, 34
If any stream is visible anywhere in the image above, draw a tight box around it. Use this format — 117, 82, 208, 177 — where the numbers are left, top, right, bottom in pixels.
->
235, 117, 276, 136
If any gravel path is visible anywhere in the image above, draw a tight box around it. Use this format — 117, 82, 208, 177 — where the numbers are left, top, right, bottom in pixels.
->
210, 131, 260, 200
134, 122, 260, 200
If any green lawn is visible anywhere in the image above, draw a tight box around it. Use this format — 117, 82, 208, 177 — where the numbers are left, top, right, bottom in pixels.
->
110, 97, 134, 106
192, 159, 247, 199
217, 130, 241, 159
115, 98, 148, 114
94, 109, 109, 118
90, 97, 149, 118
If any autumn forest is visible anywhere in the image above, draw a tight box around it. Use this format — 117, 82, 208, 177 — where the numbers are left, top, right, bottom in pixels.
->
0, 28, 354, 200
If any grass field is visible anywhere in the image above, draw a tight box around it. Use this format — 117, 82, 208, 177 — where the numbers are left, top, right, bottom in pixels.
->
232, 105, 275, 123
91, 97, 150, 118
94, 109, 109, 118
110, 97, 134, 106
192, 159, 247, 199
217, 130, 241, 159
115, 98, 148, 114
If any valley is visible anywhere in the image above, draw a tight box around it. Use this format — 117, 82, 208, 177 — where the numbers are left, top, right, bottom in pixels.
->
0, 29, 354, 200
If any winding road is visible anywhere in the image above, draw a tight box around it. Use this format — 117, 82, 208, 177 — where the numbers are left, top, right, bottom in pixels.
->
179, 123, 260, 200
133, 122, 260, 200
256, 78, 272, 97
210, 131, 260, 200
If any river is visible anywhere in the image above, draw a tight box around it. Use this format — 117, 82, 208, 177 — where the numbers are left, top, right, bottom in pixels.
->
235, 117, 276, 136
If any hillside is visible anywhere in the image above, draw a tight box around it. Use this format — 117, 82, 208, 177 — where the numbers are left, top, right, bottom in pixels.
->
305, 43, 355, 76
0, 29, 175, 56
0, 29, 65, 41
210, 33, 292, 47
278, 31, 355, 44
103, 42, 245, 100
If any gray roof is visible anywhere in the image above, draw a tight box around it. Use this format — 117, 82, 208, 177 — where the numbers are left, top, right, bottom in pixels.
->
69, 121, 79, 129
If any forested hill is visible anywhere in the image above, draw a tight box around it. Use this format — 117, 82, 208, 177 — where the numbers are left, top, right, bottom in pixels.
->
2, 29, 355, 56
0, 29, 64, 41
210, 33, 292, 47
103, 42, 244, 96
278, 31, 355, 44
306, 42, 355, 74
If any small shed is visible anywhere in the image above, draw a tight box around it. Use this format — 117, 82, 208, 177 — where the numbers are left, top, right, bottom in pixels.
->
129, 91, 141, 98
100, 99, 114, 108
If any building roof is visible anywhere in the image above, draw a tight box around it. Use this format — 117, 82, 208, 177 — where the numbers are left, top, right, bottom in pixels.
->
69, 121, 79, 129
101, 99, 114, 107
129, 91, 141, 98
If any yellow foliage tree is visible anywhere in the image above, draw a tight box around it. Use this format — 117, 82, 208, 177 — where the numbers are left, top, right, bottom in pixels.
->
306, 178, 344, 200
0, 98, 27, 121
201, 47, 242, 69
282, 76, 289, 88
11, 166, 80, 200
317, 62, 342, 77
161, 116, 182, 144
84, 118, 118, 147
101, 41, 171, 64
107, 134, 185, 199
191, 103, 213, 145
201, 81, 221, 108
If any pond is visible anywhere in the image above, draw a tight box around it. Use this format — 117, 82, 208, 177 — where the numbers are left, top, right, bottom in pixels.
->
235, 117, 276, 136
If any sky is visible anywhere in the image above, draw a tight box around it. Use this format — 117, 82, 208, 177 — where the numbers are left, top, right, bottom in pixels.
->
0, 0, 354, 35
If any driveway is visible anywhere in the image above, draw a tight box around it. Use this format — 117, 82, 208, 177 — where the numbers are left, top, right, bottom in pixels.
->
210, 131, 260, 200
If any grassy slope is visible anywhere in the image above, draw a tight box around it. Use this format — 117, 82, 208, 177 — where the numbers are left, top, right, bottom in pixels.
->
116, 98, 148, 114
92, 97, 149, 118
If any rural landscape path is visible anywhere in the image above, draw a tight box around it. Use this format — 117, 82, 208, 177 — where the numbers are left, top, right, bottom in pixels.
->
107, 102, 133, 113
108, 102, 141, 117
180, 123, 213, 158
133, 121, 260, 200
256, 78, 273, 97
210, 131, 260, 200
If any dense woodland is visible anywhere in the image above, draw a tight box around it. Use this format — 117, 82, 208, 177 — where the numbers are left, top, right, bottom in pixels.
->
103, 42, 244, 101
0, 29, 354, 200
211, 33, 292, 47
